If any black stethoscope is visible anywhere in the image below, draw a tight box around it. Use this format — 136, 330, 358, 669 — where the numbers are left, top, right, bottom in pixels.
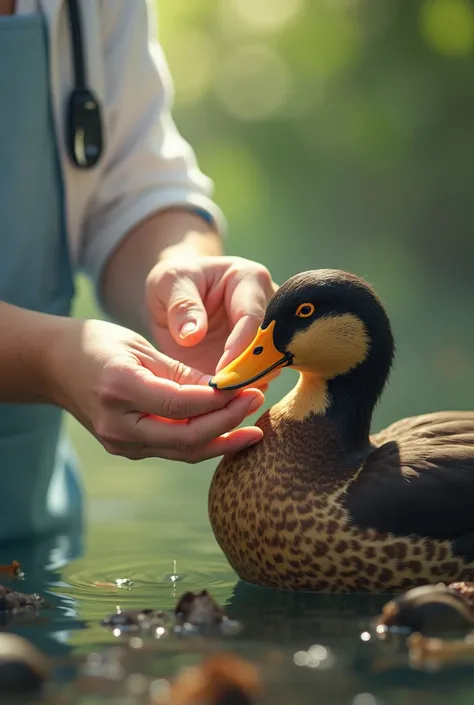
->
65, 0, 103, 169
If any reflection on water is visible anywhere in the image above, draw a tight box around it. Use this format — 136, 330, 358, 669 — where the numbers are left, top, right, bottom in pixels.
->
2, 450, 474, 705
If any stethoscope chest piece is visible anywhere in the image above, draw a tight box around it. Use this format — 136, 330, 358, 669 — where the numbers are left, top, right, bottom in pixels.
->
65, 0, 103, 169
67, 87, 103, 169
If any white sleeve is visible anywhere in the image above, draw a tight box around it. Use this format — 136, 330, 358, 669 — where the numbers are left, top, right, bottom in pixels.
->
79, 0, 226, 288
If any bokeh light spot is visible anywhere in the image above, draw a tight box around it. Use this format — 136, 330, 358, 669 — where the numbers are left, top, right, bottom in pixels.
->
419, 0, 474, 56
163, 27, 214, 105
227, 0, 304, 33
215, 45, 291, 120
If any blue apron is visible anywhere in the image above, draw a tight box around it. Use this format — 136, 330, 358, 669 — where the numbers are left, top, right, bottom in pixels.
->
0, 13, 83, 542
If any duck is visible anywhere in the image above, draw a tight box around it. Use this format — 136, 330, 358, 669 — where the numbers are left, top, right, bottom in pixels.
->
207, 269, 474, 593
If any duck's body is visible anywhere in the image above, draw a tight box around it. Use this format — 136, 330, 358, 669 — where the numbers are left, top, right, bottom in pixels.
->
208, 270, 474, 592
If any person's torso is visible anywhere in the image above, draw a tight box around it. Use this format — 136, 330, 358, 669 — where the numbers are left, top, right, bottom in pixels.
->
0, 9, 83, 541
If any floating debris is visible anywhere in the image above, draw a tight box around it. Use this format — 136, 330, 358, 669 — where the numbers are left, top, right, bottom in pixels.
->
115, 578, 134, 588
101, 607, 169, 633
0, 560, 24, 579
0, 583, 46, 615
94, 578, 134, 590
159, 653, 262, 705
0, 633, 50, 694
374, 583, 474, 636
101, 590, 241, 639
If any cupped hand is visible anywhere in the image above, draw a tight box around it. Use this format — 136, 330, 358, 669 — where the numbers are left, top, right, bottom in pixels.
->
48, 318, 264, 462
145, 256, 280, 389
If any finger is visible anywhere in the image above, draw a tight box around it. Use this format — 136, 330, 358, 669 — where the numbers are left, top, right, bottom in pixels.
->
216, 315, 260, 372
151, 427, 264, 463
133, 389, 264, 449
159, 274, 208, 347
119, 365, 238, 420
217, 275, 274, 371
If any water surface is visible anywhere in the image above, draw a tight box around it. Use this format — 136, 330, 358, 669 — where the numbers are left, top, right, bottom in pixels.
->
3, 414, 474, 704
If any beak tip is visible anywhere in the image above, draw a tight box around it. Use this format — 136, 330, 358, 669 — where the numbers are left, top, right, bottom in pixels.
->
208, 379, 218, 389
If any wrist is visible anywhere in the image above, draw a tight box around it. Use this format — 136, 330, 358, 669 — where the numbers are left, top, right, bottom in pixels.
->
39, 314, 82, 409
0, 304, 77, 406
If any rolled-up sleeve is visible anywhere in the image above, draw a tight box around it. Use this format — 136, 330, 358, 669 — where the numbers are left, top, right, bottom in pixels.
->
79, 0, 226, 290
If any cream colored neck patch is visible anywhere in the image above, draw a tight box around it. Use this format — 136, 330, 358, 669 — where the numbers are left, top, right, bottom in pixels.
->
272, 372, 329, 421
289, 313, 369, 379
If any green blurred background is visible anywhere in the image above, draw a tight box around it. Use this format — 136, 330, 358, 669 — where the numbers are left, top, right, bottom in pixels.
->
63, 0, 474, 640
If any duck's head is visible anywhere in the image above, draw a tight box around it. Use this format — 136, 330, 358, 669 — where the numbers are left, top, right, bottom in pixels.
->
210, 269, 394, 442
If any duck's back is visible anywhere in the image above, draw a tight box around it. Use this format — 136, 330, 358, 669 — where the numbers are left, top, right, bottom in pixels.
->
344, 410, 474, 561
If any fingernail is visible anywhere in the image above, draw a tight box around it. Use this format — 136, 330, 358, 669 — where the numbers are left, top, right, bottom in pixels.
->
248, 396, 263, 415
179, 321, 197, 339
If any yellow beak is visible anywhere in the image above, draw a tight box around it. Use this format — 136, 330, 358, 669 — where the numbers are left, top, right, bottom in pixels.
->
209, 320, 292, 391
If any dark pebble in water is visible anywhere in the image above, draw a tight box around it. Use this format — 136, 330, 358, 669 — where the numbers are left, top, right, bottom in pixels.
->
375, 583, 474, 635
0, 583, 46, 614
101, 608, 168, 630
101, 590, 242, 637
0, 634, 50, 694
175, 590, 226, 626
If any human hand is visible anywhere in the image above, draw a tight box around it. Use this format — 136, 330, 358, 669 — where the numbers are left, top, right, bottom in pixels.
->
48, 318, 264, 462
145, 256, 280, 388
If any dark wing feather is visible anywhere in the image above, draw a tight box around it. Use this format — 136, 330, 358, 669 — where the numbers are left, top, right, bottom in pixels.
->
344, 412, 474, 550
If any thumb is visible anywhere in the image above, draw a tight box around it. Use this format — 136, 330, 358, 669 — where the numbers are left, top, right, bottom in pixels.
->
166, 276, 208, 347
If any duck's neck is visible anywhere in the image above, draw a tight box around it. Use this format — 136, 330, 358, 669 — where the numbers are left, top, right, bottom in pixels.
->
273, 371, 374, 452
273, 372, 329, 421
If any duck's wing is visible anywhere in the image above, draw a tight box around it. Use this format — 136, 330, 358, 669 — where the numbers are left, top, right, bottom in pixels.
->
344, 412, 474, 557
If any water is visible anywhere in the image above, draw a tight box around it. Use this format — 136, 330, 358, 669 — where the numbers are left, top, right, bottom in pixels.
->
1, 412, 473, 704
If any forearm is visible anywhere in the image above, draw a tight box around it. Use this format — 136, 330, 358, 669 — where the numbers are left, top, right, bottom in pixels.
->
0, 301, 66, 404
100, 207, 223, 334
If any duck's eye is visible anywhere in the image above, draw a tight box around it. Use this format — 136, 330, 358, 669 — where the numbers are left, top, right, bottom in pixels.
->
295, 303, 315, 318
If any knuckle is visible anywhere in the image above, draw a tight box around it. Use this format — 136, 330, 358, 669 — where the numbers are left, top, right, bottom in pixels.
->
166, 358, 193, 387
232, 260, 271, 283
160, 393, 189, 420
181, 453, 200, 465
255, 263, 272, 283
168, 296, 199, 314
97, 365, 128, 407
124, 451, 141, 462
101, 439, 141, 461
154, 267, 179, 287
94, 415, 112, 441
157, 266, 199, 292
246, 310, 265, 325
101, 440, 121, 457
94, 418, 119, 446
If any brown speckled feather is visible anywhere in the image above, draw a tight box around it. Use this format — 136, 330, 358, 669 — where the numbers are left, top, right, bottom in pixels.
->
209, 410, 474, 593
